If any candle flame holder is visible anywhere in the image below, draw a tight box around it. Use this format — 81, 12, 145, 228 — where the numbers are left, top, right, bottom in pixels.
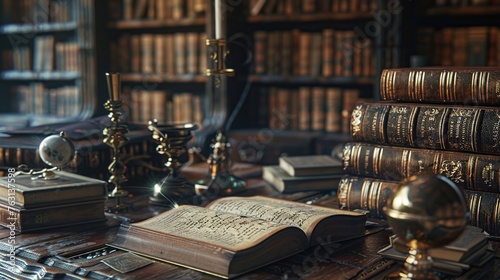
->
205, 39, 234, 88
195, 131, 246, 197
147, 120, 199, 206
103, 73, 132, 213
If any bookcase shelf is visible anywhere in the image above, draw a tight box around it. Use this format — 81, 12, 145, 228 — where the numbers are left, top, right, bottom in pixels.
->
0, 21, 78, 34
0, 0, 96, 130
407, 1, 500, 68
250, 75, 375, 86
110, 18, 206, 30
425, 6, 500, 17
226, 0, 391, 148
120, 73, 207, 84
247, 12, 373, 23
102, 0, 210, 131
0, 71, 80, 81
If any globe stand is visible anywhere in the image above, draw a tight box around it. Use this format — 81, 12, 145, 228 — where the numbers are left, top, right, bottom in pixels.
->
384, 174, 468, 280
14, 131, 75, 180
147, 120, 199, 206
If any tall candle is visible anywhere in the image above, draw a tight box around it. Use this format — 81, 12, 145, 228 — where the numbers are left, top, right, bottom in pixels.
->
215, 0, 223, 39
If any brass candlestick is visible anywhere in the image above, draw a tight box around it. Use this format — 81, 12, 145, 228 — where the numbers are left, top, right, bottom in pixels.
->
196, 131, 245, 196
103, 73, 130, 212
205, 38, 234, 88
147, 120, 199, 206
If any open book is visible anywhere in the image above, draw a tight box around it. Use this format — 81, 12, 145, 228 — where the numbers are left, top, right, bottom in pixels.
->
109, 196, 366, 278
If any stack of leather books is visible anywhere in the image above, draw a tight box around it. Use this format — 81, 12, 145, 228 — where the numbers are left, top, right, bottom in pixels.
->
0, 170, 107, 232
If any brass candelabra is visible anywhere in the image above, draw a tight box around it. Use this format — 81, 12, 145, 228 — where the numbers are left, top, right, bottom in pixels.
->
147, 120, 199, 206
103, 72, 130, 212
196, 131, 246, 196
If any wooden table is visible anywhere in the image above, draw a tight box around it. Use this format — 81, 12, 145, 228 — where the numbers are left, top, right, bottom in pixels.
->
0, 180, 498, 279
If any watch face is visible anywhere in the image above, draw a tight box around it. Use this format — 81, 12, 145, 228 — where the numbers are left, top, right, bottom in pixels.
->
39, 134, 75, 168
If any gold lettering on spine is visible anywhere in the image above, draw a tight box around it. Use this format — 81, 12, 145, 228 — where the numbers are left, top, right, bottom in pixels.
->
337, 178, 349, 209
481, 163, 494, 189
351, 105, 363, 138
440, 160, 465, 184
342, 145, 351, 170
492, 113, 500, 148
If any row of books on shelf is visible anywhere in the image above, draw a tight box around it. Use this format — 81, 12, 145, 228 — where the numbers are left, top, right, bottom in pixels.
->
263, 86, 360, 134
0, 121, 163, 181
5, 40, 80, 72
254, 29, 376, 79
1, 0, 77, 24
14, 83, 80, 118
434, 0, 500, 6
338, 67, 500, 237
111, 32, 207, 76
121, 0, 206, 21
417, 26, 500, 67
249, 0, 378, 15
123, 89, 204, 126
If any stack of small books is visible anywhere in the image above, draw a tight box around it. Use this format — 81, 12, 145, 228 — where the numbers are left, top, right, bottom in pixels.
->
338, 67, 500, 237
378, 225, 495, 278
262, 154, 343, 193
0, 170, 107, 232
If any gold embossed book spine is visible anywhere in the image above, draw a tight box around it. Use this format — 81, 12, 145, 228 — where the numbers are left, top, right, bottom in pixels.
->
379, 67, 500, 105
342, 142, 500, 193
351, 102, 500, 155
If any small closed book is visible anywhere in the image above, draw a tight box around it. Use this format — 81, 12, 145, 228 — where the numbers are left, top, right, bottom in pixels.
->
109, 196, 366, 279
0, 170, 107, 208
279, 155, 342, 177
263, 165, 342, 193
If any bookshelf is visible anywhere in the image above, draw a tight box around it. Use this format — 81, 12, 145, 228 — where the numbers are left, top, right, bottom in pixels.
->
0, 0, 96, 130
103, 0, 209, 132
409, 0, 500, 68
226, 0, 403, 164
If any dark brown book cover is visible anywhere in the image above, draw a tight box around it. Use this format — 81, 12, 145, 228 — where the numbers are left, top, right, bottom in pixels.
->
350, 101, 500, 154
465, 190, 500, 237
343, 142, 500, 193
0, 171, 106, 208
0, 199, 106, 232
337, 175, 399, 219
380, 67, 500, 105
